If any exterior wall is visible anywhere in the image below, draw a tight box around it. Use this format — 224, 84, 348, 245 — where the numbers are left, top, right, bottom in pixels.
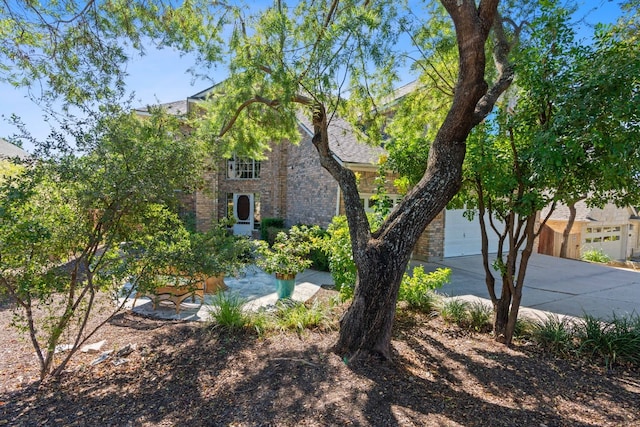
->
286, 131, 339, 228
413, 211, 445, 261
336, 168, 398, 214
194, 169, 218, 232
335, 166, 443, 261
191, 129, 447, 262
628, 220, 640, 259
540, 208, 635, 260
193, 142, 289, 233
216, 142, 289, 225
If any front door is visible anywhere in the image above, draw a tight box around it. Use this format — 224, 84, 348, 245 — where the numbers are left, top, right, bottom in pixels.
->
232, 193, 254, 235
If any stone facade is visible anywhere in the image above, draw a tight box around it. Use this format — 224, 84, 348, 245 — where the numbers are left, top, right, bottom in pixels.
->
413, 212, 445, 261
286, 130, 339, 228
191, 124, 445, 261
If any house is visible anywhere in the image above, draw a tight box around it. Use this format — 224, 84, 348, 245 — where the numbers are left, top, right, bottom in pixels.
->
137, 85, 505, 261
538, 201, 640, 260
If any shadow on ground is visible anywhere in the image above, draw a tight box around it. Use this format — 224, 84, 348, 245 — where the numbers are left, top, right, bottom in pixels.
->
2, 313, 639, 426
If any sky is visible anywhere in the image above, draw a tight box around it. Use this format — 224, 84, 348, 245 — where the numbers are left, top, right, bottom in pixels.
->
0, 0, 626, 154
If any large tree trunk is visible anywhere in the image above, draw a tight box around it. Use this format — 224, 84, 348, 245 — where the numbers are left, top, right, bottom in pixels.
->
324, 1, 504, 360
333, 241, 410, 360
559, 200, 578, 258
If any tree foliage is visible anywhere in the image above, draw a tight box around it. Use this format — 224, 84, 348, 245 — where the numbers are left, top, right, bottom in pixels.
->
187, 0, 512, 360
0, 109, 207, 380
458, 1, 640, 344
0, 0, 221, 106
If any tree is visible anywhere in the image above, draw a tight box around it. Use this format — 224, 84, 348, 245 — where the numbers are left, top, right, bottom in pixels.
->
0, 0, 220, 107
0, 109, 207, 380
553, 15, 640, 258
460, 2, 640, 344
187, 0, 513, 360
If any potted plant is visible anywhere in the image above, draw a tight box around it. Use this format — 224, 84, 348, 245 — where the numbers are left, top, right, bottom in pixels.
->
255, 225, 315, 299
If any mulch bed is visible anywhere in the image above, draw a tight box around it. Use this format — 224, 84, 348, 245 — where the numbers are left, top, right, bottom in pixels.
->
1, 290, 639, 426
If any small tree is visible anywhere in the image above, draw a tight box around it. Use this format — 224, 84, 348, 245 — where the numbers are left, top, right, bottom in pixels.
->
0, 109, 206, 380
460, 2, 640, 344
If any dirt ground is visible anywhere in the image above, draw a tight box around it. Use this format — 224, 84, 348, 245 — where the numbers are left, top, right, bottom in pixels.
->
1, 290, 639, 426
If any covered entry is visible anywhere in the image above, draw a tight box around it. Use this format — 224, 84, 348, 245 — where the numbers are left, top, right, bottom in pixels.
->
231, 193, 254, 235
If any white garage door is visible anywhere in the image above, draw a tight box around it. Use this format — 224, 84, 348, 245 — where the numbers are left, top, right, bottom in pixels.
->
444, 209, 501, 257
583, 225, 624, 260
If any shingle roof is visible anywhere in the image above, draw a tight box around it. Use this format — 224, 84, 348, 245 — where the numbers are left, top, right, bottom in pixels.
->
134, 100, 188, 116
0, 138, 29, 160
139, 82, 386, 166
297, 114, 386, 165
541, 200, 634, 223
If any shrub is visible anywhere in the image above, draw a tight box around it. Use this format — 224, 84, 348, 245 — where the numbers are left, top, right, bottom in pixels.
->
468, 301, 493, 332
295, 224, 330, 271
440, 298, 469, 326
323, 214, 383, 300
513, 317, 536, 340
575, 312, 640, 369
324, 216, 357, 300
274, 300, 329, 333
398, 266, 450, 312
209, 293, 248, 330
581, 248, 611, 263
531, 314, 574, 356
260, 218, 285, 243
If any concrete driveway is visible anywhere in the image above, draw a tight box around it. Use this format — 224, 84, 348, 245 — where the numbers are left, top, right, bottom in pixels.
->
419, 252, 640, 319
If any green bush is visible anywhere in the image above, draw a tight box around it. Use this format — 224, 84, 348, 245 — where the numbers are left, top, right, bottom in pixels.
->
531, 314, 574, 356
513, 317, 536, 340
209, 293, 248, 330
398, 266, 450, 312
274, 300, 328, 333
323, 214, 384, 300
581, 248, 611, 263
324, 216, 357, 300
468, 301, 493, 332
575, 313, 640, 369
260, 218, 285, 243
296, 224, 330, 271
440, 298, 469, 326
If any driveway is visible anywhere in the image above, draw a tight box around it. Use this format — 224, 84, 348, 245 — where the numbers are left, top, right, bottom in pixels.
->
419, 252, 640, 319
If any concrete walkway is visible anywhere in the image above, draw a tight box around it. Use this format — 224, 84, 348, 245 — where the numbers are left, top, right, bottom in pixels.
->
123, 266, 333, 322
123, 253, 640, 323
419, 252, 640, 320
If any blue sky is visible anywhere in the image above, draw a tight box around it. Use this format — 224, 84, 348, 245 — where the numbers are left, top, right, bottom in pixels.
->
0, 0, 625, 153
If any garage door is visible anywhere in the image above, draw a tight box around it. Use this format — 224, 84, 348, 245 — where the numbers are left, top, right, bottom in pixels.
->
444, 209, 501, 257
583, 225, 623, 260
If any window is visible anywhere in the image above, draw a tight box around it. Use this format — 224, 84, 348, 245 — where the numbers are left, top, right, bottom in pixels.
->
227, 156, 261, 179
360, 193, 403, 214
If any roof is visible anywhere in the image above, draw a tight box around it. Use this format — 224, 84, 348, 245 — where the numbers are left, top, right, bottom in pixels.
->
297, 114, 386, 165
542, 200, 635, 223
0, 138, 29, 160
139, 81, 387, 166
134, 100, 188, 116
187, 84, 219, 101
379, 80, 422, 108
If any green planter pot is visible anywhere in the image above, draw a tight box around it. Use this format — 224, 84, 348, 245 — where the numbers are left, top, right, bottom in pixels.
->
275, 273, 296, 299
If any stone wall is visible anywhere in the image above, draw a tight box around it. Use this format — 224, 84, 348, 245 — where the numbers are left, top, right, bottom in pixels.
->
413, 211, 445, 261
285, 131, 339, 228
